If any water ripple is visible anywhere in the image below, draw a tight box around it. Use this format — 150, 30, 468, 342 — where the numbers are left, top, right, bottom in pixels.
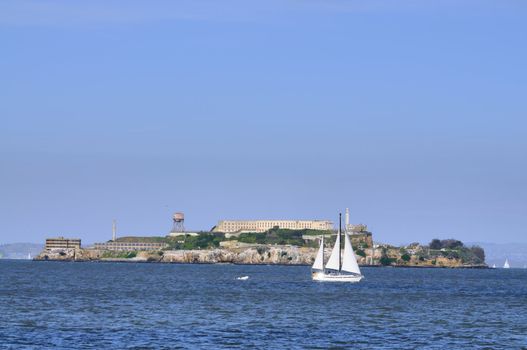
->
1, 261, 526, 349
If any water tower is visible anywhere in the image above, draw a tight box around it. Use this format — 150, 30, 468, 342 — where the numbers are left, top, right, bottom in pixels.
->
171, 212, 185, 233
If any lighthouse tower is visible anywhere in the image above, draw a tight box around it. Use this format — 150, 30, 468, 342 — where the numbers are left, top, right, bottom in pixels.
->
112, 219, 117, 241
345, 208, 350, 233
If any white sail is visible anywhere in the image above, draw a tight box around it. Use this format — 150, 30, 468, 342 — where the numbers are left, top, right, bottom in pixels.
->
341, 232, 361, 275
504, 259, 510, 269
312, 212, 364, 283
312, 236, 324, 271
325, 231, 341, 271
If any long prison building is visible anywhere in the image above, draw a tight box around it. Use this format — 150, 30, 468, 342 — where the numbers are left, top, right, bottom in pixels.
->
212, 220, 333, 233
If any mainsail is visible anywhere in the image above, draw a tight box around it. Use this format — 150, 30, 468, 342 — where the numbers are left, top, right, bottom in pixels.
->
325, 230, 341, 271
341, 232, 361, 275
504, 259, 510, 269
312, 236, 325, 271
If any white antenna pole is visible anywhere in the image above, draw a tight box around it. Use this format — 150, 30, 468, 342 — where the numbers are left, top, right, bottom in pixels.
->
345, 208, 350, 229
112, 219, 116, 241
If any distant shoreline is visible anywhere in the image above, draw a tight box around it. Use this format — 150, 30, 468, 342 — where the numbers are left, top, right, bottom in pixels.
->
30, 257, 488, 269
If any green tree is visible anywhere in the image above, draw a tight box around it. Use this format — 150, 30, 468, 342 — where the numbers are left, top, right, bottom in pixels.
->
441, 239, 464, 249
470, 246, 485, 263
429, 239, 442, 250
379, 256, 394, 266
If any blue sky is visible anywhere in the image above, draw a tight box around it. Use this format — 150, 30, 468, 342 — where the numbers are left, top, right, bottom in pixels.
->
1, 0, 526, 244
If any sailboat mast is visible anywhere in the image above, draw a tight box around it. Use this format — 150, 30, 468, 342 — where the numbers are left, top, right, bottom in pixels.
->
339, 213, 342, 271
321, 235, 324, 271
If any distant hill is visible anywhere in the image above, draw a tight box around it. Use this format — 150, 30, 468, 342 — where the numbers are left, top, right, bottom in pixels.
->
0, 243, 43, 259
468, 242, 527, 268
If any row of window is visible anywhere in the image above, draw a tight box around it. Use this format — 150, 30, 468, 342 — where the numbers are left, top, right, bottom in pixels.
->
220, 221, 332, 232
95, 243, 167, 248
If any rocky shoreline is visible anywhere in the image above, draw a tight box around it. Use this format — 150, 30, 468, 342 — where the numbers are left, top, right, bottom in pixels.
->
35, 245, 487, 268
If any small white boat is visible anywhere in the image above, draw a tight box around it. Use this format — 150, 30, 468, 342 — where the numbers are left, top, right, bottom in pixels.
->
236, 276, 249, 280
503, 259, 510, 269
312, 213, 363, 283
492, 264, 496, 269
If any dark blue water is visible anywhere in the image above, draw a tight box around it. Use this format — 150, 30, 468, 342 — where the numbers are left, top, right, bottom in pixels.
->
1, 260, 526, 349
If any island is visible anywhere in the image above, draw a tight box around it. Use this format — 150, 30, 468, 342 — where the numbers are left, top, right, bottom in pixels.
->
35, 228, 487, 268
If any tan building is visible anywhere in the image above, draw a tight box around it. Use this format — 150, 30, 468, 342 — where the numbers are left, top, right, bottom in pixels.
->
93, 242, 168, 251
213, 220, 333, 233
346, 224, 368, 234
45, 237, 81, 249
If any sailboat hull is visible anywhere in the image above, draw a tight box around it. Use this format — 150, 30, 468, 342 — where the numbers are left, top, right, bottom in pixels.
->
312, 272, 363, 283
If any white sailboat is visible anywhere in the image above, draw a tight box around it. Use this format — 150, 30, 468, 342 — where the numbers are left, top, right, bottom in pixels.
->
312, 213, 363, 283
491, 264, 496, 269
503, 259, 510, 269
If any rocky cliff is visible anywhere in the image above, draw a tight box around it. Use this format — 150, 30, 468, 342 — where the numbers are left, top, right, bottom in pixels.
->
161, 246, 315, 264
34, 244, 485, 267
34, 246, 317, 264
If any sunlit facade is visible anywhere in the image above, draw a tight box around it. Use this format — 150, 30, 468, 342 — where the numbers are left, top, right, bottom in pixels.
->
213, 220, 333, 233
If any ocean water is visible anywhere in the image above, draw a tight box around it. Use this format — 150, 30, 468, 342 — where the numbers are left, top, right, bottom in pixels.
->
1, 261, 526, 349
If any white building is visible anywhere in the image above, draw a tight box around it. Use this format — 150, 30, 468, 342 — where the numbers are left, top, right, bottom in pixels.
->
213, 220, 333, 234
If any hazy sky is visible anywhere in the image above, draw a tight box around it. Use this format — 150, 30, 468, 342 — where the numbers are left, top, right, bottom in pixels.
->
1, 0, 526, 245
